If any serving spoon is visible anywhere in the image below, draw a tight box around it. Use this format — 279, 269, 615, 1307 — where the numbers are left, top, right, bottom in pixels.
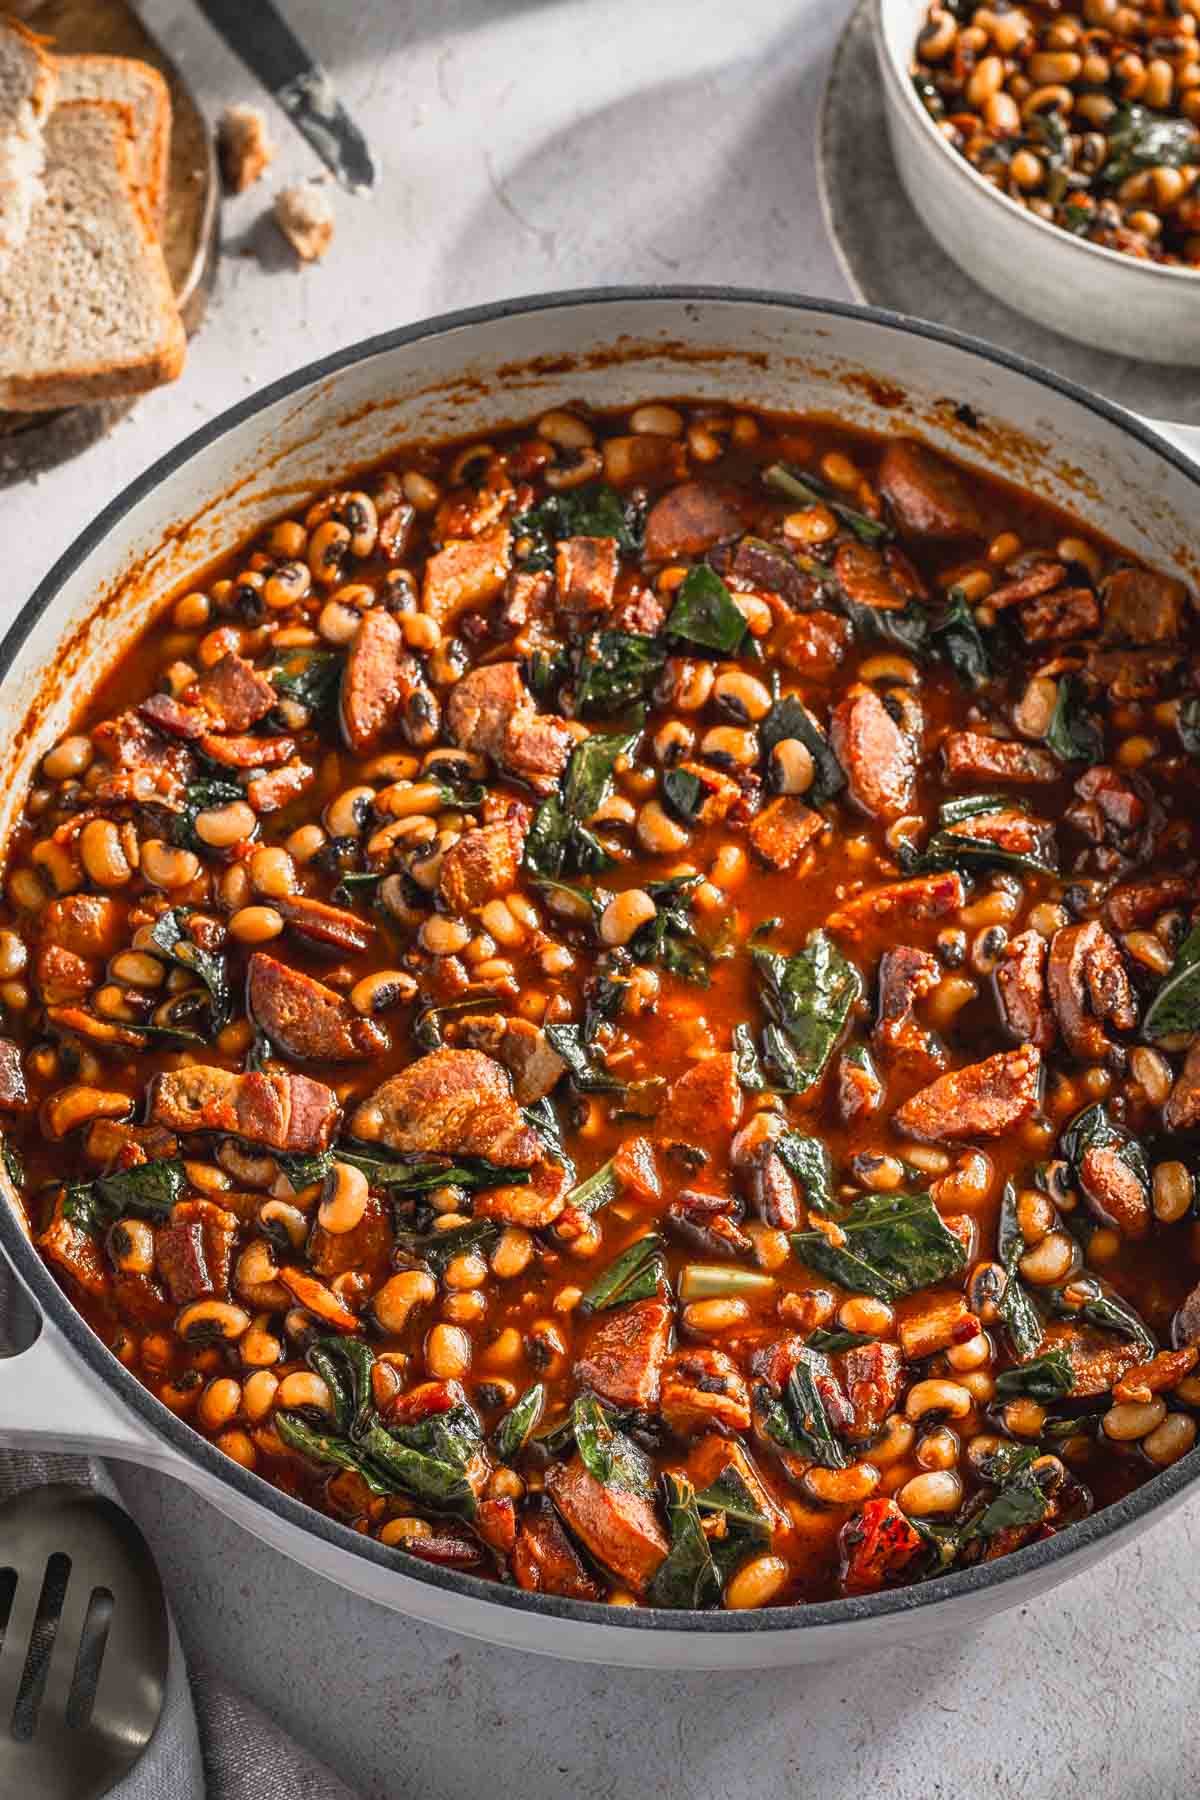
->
0, 1482, 167, 1798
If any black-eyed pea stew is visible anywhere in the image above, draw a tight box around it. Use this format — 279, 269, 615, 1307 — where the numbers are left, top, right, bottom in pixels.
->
9, 400, 1200, 1610
912, 2, 1200, 267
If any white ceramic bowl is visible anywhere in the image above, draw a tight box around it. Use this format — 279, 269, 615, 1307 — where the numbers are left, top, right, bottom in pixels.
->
2, 289, 1200, 1667
873, 0, 1200, 364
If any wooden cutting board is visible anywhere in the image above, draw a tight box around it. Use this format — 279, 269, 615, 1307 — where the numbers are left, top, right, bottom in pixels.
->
0, 0, 220, 485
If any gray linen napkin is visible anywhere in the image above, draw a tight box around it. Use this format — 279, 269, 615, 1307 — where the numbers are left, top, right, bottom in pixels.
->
0, 1447, 362, 1798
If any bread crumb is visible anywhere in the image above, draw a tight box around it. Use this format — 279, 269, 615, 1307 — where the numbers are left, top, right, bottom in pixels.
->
273, 181, 334, 263
218, 103, 275, 194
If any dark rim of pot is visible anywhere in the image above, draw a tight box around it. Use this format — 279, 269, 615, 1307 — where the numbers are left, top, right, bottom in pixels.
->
3, 285, 1199, 1636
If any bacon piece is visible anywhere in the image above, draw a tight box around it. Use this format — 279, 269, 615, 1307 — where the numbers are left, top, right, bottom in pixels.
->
613, 1135, 660, 1204
1046, 921, 1136, 1063
841, 1341, 904, 1441
878, 441, 983, 541
246, 758, 315, 814
942, 732, 1057, 785
873, 945, 945, 1081
445, 661, 574, 798
156, 1199, 239, 1302
512, 1496, 604, 1601
545, 1456, 669, 1594
198, 733, 295, 769
657, 1053, 742, 1146
1100, 566, 1185, 645
833, 541, 909, 610
0, 1039, 27, 1110
555, 535, 619, 614
92, 712, 192, 786
1113, 1347, 1198, 1405
894, 1047, 1042, 1143
421, 523, 511, 626
897, 1291, 973, 1360
988, 559, 1066, 609
826, 872, 966, 938
38, 1193, 109, 1299
475, 1157, 569, 1227
137, 693, 211, 739
1086, 647, 1181, 701
1079, 1140, 1150, 1238
666, 1187, 754, 1256
830, 683, 916, 821
574, 1297, 673, 1410
1020, 587, 1100, 643
279, 1265, 362, 1332
191, 653, 277, 731
776, 609, 852, 679
1104, 877, 1191, 934
247, 954, 388, 1062
838, 1048, 884, 1123
1038, 1318, 1141, 1397
351, 1048, 539, 1165
660, 1348, 751, 1435
450, 1014, 565, 1107
643, 480, 751, 561
149, 1065, 340, 1152
1165, 1039, 1200, 1131
438, 818, 525, 913
996, 930, 1056, 1051
748, 795, 826, 870
839, 1497, 924, 1596
309, 1191, 392, 1279
274, 893, 374, 955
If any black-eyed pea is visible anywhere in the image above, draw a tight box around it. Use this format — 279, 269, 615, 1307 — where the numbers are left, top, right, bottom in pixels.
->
195, 799, 256, 849
915, 1426, 959, 1472
235, 1240, 290, 1311
895, 1470, 963, 1516
350, 969, 418, 1015
177, 1299, 251, 1345
216, 1428, 257, 1469
198, 1376, 243, 1433
490, 1228, 534, 1281
374, 1269, 436, 1334
276, 1371, 334, 1413
1016, 1188, 1056, 1245
1018, 1230, 1077, 1286
318, 1161, 369, 1235
1001, 1398, 1046, 1439
905, 1379, 973, 1423
600, 887, 657, 947
228, 906, 284, 945
425, 1323, 471, 1380
443, 1292, 487, 1325
958, 1369, 996, 1404
42, 734, 94, 781
946, 1331, 992, 1372
1142, 1413, 1197, 1466
42, 1086, 131, 1139
805, 1463, 880, 1505
636, 801, 690, 855
443, 1251, 488, 1291
1103, 1398, 1167, 1442
872, 1415, 916, 1466
107, 1217, 156, 1275
1153, 1160, 1194, 1225
141, 839, 201, 889
769, 737, 815, 796
724, 1553, 790, 1611
248, 845, 297, 898
682, 1298, 749, 1334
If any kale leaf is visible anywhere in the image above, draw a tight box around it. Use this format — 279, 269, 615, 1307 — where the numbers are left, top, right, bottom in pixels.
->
580, 1233, 666, 1313
572, 630, 666, 717
571, 1394, 655, 1496
493, 1383, 546, 1460
791, 1190, 967, 1302
760, 693, 845, 807
63, 1157, 188, 1236
648, 1473, 722, 1609
996, 1181, 1044, 1362
932, 587, 992, 689
512, 481, 645, 571
664, 565, 748, 656
750, 932, 862, 1093
754, 1352, 848, 1471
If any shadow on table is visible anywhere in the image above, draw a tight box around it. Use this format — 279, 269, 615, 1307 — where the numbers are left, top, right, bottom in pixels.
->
431, 14, 847, 300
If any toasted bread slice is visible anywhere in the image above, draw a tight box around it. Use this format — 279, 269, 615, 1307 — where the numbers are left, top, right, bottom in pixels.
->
55, 54, 171, 233
0, 17, 57, 276
0, 99, 186, 411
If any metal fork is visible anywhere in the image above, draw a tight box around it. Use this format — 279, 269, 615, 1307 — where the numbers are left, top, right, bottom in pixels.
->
0, 1483, 167, 1798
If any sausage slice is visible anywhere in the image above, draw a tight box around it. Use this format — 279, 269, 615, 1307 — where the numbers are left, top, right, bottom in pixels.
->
574, 1297, 673, 1410
830, 684, 916, 822
351, 1048, 539, 1165
247, 954, 388, 1062
878, 440, 983, 541
545, 1456, 669, 1594
893, 1046, 1042, 1143
149, 1066, 340, 1152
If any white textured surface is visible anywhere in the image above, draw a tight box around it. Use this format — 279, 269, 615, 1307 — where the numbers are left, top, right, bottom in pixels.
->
7, 0, 1200, 1792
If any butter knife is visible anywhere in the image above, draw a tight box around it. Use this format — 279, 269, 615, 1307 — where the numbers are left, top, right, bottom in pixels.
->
194, 0, 377, 192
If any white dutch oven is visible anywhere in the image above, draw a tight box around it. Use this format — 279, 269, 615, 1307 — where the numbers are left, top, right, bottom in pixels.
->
873, 0, 1200, 365
2, 289, 1200, 1669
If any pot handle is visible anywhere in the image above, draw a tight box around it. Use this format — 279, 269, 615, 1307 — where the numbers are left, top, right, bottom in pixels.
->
1139, 416, 1200, 463
0, 1297, 173, 1469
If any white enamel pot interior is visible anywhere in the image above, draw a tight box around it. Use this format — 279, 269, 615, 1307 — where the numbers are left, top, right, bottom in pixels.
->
3, 289, 1200, 1669
873, 0, 1200, 365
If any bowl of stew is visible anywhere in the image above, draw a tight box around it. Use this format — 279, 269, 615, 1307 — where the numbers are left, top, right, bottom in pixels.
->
3, 288, 1200, 1668
872, 0, 1200, 363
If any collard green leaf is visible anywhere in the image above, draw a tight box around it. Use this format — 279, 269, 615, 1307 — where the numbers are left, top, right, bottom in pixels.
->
493, 1383, 546, 1461
791, 1190, 967, 1302
573, 630, 665, 717
661, 767, 706, 824
763, 462, 891, 547
648, 1474, 721, 1610
359, 1416, 478, 1518
904, 798, 1056, 878
564, 728, 641, 822
1, 1134, 23, 1191
64, 1157, 188, 1236
341, 1149, 530, 1196
628, 875, 714, 988
171, 779, 245, 852
774, 1131, 835, 1215
932, 588, 991, 690
996, 1181, 1044, 1362
841, 593, 931, 656
1045, 674, 1103, 765
754, 1352, 848, 1471
571, 1394, 654, 1496
306, 1336, 376, 1439
393, 1218, 500, 1276
566, 1155, 618, 1216
512, 481, 645, 571
544, 1022, 624, 1093
695, 1462, 772, 1585
751, 932, 862, 1093
1102, 103, 1200, 186
522, 1096, 576, 1185
1143, 923, 1200, 1041
805, 1327, 875, 1354
269, 647, 343, 720
581, 1233, 666, 1313
146, 909, 231, 1030
665, 565, 748, 656
994, 1348, 1074, 1402
760, 694, 845, 806
732, 1021, 772, 1092
1050, 1276, 1155, 1356
275, 1412, 394, 1495
525, 728, 639, 880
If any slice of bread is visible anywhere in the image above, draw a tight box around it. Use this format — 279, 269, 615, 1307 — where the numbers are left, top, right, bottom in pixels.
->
0, 99, 185, 411
55, 54, 171, 233
0, 18, 57, 277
